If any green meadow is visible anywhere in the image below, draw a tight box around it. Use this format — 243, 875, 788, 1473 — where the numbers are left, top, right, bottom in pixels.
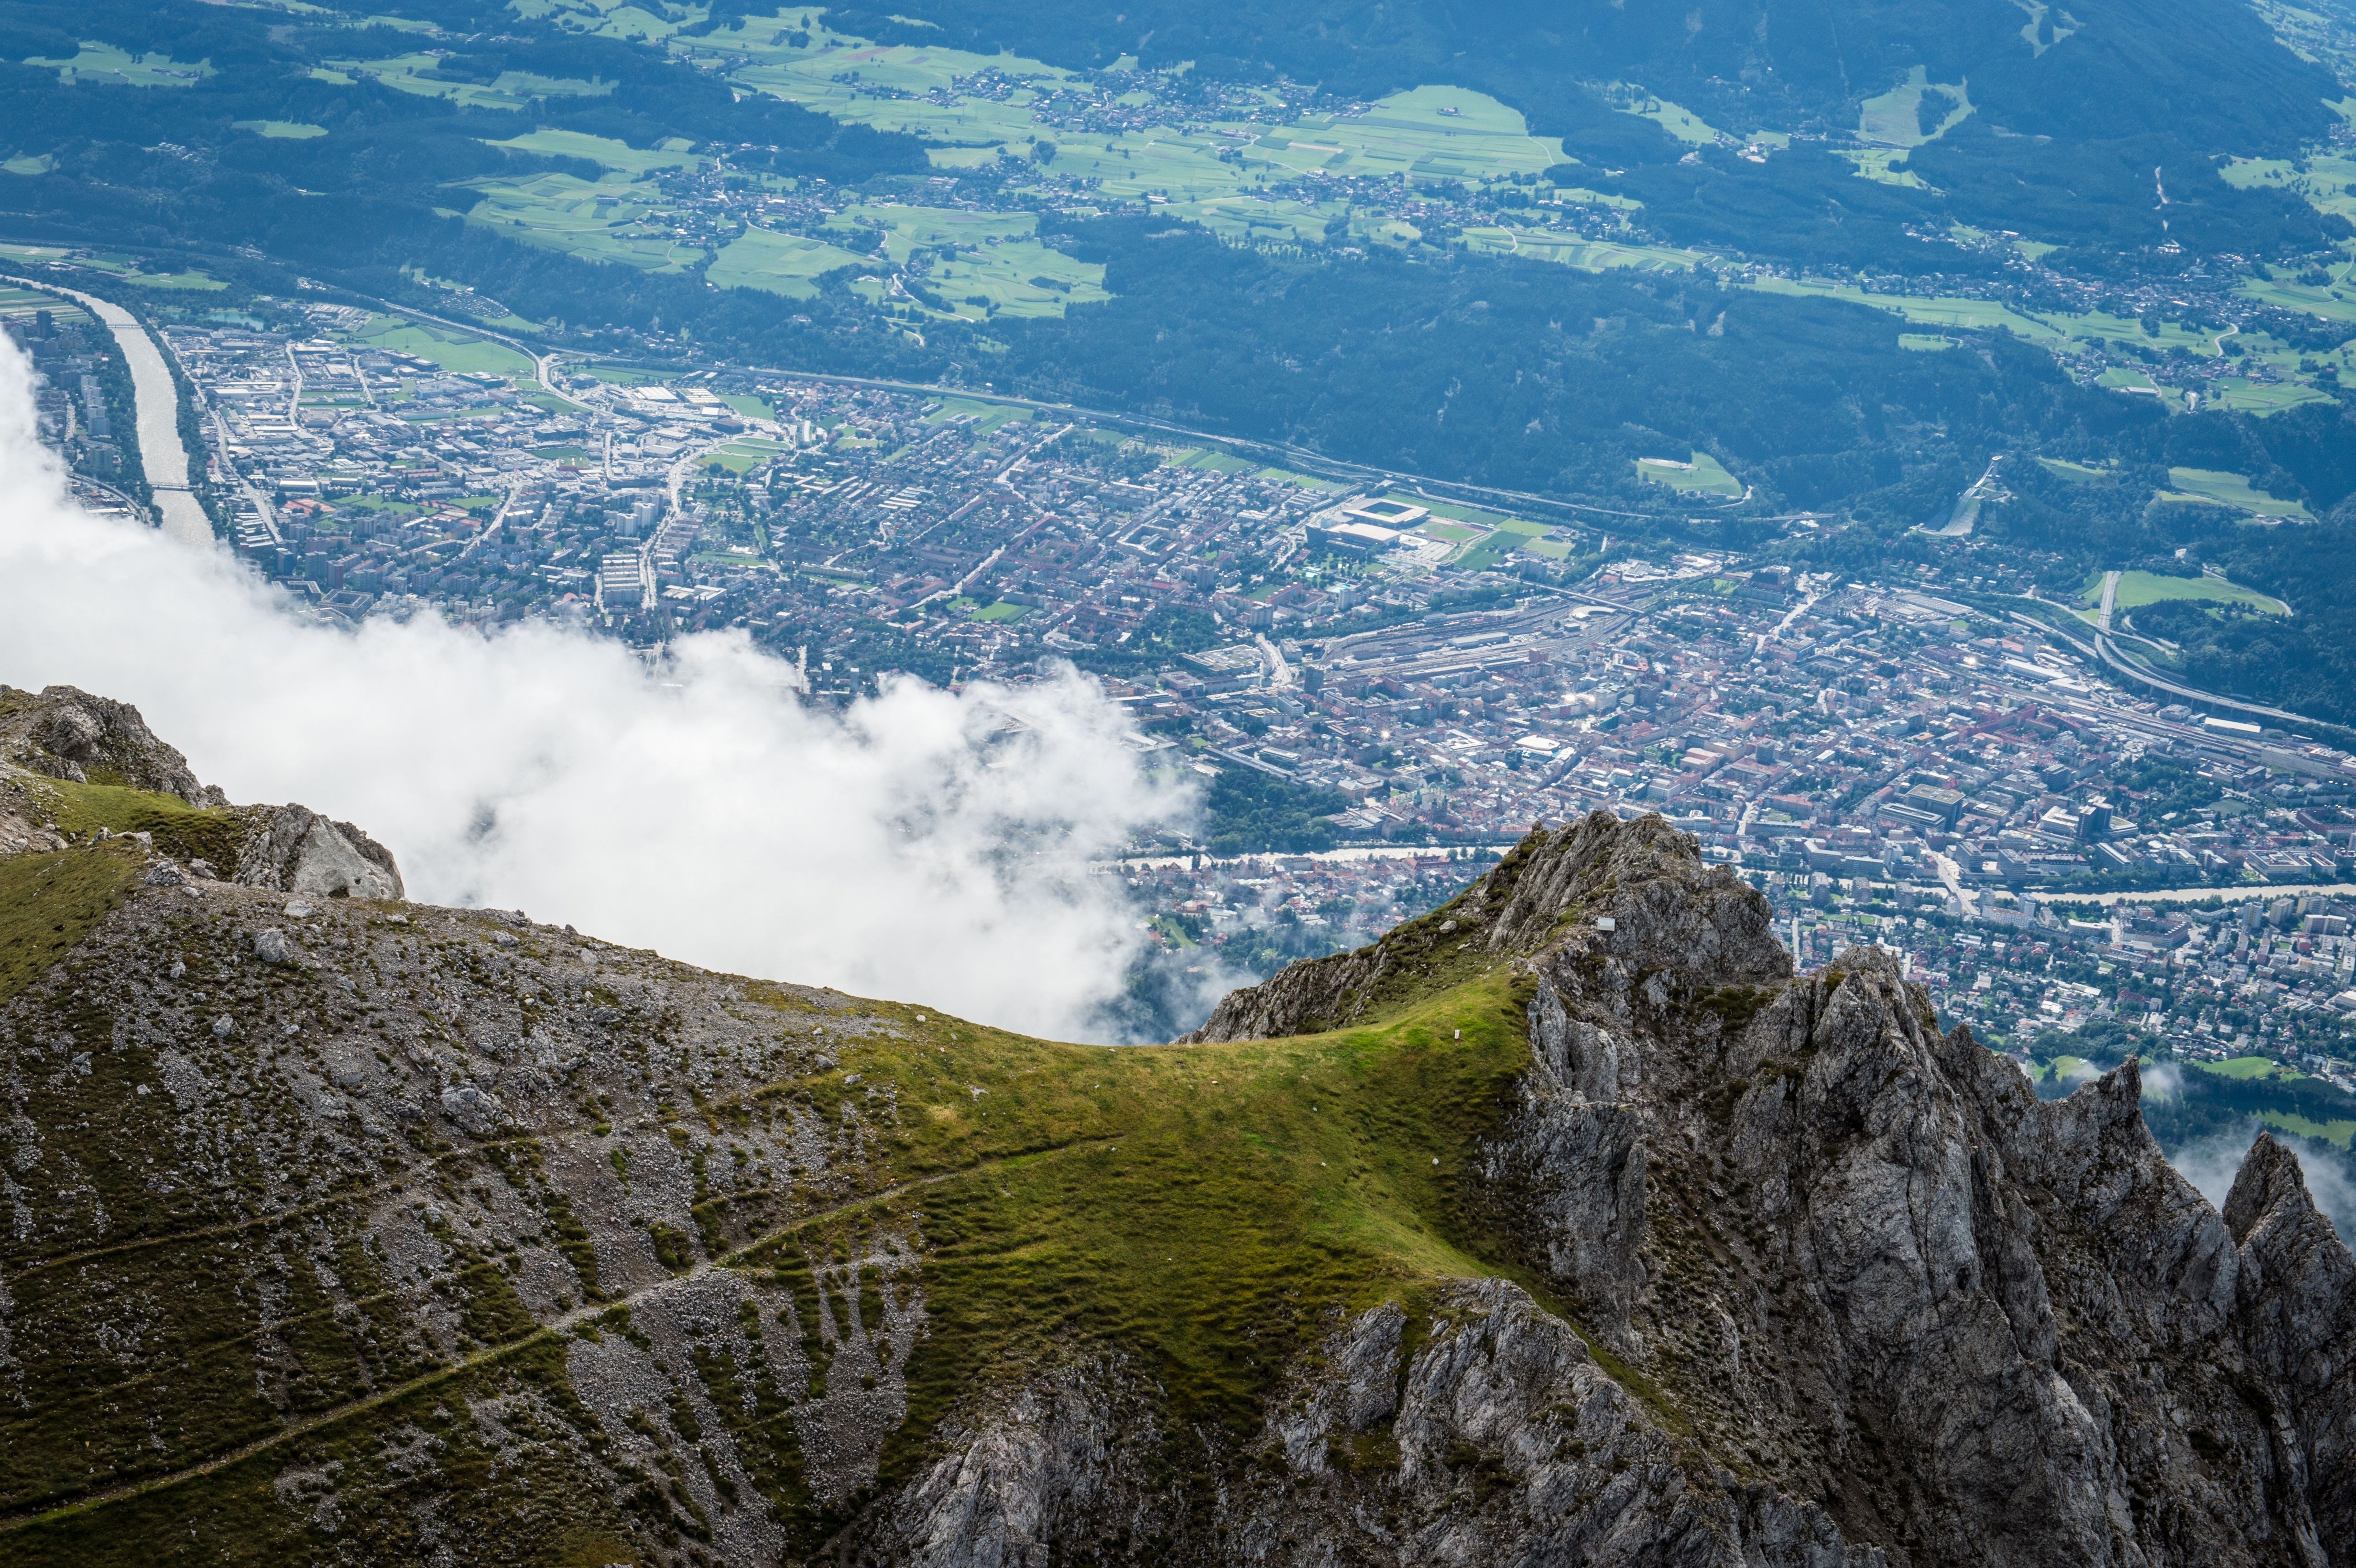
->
705, 228, 872, 298
1854, 66, 1974, 148
232, 120, 326, 140
25, 42, 210, 87
464, 172, 705, 272
328, 51, 613, 110
1634, 452, 1743, 497
2160, 467, 2312, 519
2083, 570, 2290, 616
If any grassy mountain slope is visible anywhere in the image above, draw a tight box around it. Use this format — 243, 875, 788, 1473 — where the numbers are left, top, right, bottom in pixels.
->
0, 829, 1554, 1562
6, 796, 2355, 1564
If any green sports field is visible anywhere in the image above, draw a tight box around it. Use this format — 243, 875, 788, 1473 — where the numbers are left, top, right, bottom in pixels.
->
346, 315, 535, 381
1634, 452, 1743, 497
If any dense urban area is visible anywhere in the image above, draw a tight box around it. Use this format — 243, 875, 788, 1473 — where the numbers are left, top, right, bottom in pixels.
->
11, 270, 2356, 1094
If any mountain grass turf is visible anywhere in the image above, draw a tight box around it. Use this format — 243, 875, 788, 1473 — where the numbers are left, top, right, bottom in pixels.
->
29, 777, 247, 870
3, 913, 1562, 1558
0, 843, 140, 1007
790, 968, 1530, 1424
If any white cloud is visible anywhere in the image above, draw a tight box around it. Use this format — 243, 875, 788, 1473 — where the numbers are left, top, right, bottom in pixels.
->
0, 339, 1196, 1041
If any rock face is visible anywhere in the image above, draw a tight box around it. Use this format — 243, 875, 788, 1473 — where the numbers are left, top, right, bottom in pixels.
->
4, 761, 2350, 1568
233, 801, 405, 900
0, 683, 404, 898
1169, 811, 2356, 1567
0, 684, 225, 805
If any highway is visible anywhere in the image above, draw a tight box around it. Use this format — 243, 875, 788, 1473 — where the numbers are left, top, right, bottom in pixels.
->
2012, 602, 2334, 736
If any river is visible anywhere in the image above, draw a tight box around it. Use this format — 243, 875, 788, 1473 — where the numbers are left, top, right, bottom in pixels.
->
6, 272, 213, 548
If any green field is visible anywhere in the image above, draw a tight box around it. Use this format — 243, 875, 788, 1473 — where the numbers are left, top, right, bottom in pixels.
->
1391, 494, 1570, 558
2036, 457, 2115, 482
1174, 451, 1261, 475
2207, 377, 2335, 415
233, 120, 326, 139
2084, 570, 2290, 616
1898, 333, 1957, 351
1838, 148, 1932, 188
1745, 277, 2067, 343
124, 269, 225, 291
679, 17, 1993, 301
25, 42, 211, 87
1595, 84, 1726, 145
1741, 279, 2321, 393
701, 438, 796, 474
2160, 467, 2312, 519
2197, 1056, 2307, 1080
973, 600, 1031, 621
2222, 154, 2356, 227
702, 21, 1577, 229
2239, 268, 2356, 325
926, 397, 1037, 435
488, 129, 702, 175
709, 22, 1570, 195
1458, 230, 1701, 272
1855, 65, 1974, 148
2260, 1110, 2356, 1148
464, 171, 706, 272
582, 366, 672, 385
706, 227, 872, 298
828, 205, 1111, 318
327, 52, 612, 110
1634, 452, 1743, 497
527, 0, 683, 43
347, 315, 535, 381
57, 253, 225, 291
0, 284, 87, 322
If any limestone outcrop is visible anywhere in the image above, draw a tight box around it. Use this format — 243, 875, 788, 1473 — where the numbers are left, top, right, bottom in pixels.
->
4, 762, 2348, 1567
232, 801, 405, 900
1162, 810, 2356, 1567
0, 683, 402, 898
0, 683, 225, 804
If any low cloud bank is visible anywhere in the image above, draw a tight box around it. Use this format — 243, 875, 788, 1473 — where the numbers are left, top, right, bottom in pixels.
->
0, 341, 1194, 1040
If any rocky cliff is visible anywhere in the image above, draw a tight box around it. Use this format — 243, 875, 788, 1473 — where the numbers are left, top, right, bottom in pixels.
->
0, 721, 2347, 1568
0, 685, 403, 897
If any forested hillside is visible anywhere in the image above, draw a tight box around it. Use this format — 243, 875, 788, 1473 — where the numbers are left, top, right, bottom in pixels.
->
836, 0, 2352, 266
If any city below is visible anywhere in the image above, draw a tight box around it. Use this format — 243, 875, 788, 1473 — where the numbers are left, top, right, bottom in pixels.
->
10, 271, 2356, 1074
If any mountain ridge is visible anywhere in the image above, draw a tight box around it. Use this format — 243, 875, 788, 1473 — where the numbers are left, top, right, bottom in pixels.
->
0, 689, 2350, 1566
